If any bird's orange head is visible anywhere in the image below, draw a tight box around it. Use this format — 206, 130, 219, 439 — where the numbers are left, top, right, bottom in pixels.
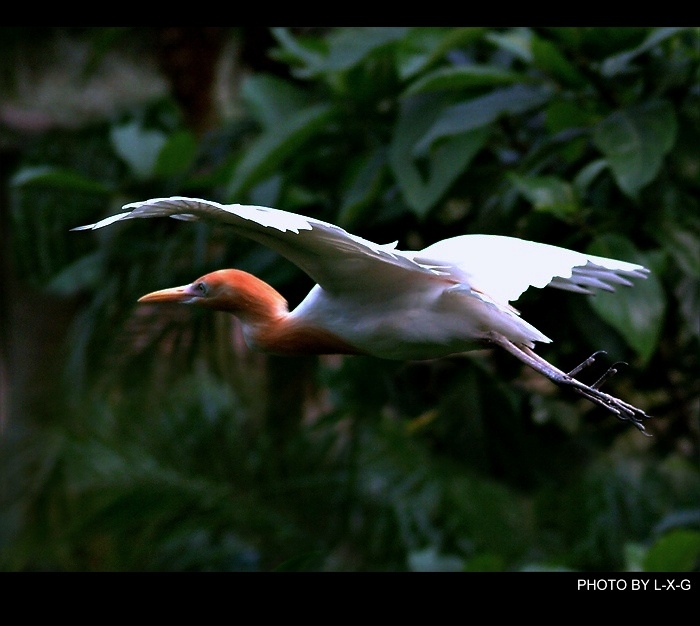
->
138, 269, 288, 323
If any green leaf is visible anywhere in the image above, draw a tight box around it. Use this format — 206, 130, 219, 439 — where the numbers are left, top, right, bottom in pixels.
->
241, 74, 310, 128
545, 100, 594, 162
390, 95, 490, 217
395, 27, 486, 80
284, 184, 325, 212
249, 174, 283, 208
225, 103, 333, 200
46, 252, 103, 295
600, 27, 691, 77
413, 84, 552, 156
643, 530, 700, 572
10, 165, 112, 194
395, 28, 448, 80
270, 27, 326, 76
593, 100, 677, 198
573, 159, 608, 196
110, 121, 168, 180
579, 27, 649, 57
321, 27, 409, 73
676, 277, 700, 339
463, 553, 505, 572
586, 234, 666, 363
338, 147, 387, 227
485, 28, 534, 62
273, 27, 409, 79
657, 224, 700, 277
408, 547, 465, 572
274, 551, 325, 572
510, 174, 578, 219
153, 130, 197, 178
404, 65, 523, 96
546, 100, 594, 134
623, 542, 647, 572
531, 36, 587, 87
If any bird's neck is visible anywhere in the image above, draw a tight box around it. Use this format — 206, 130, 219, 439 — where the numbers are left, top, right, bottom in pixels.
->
208, 271, 289, 324
216, 272, 361, 356
248, 318, 363, 355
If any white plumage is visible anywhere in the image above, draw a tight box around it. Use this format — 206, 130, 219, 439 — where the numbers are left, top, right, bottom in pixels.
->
75, 196, 651, 430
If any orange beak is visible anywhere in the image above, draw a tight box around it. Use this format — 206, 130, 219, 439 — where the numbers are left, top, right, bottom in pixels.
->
137, 283, 201, 304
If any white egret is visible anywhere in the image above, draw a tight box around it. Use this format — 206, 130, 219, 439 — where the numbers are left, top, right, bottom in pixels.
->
75, 196, 651, 431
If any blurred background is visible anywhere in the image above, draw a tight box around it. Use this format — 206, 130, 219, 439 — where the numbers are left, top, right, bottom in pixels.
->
0, 27, 698, 572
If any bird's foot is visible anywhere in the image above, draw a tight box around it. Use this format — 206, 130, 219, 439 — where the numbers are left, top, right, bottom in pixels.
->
556, 352, 650, 433
568, 380, 651, 434
488, 335, 653, 434
568, 351, 630, 390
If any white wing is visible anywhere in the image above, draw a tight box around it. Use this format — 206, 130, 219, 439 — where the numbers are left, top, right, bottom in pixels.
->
73, 196, 445, 294
412, 234, 649, 304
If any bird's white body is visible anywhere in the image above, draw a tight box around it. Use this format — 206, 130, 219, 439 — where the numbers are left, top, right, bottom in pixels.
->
75, 196, 651, 429
285, 280, 544, 360
75, 196, 647, 358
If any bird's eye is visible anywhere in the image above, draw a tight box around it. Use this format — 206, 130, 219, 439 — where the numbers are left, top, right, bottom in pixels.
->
196, 282, 208, 295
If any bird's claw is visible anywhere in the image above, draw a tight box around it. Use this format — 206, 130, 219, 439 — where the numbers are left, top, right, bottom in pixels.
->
565, 354, 651, 433
596, 395, 651, 435
485, 335, 652, 434
570, 376, 651, 434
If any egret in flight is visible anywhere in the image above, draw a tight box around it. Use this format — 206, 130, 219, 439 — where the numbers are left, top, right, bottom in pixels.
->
74, 196, 651, 431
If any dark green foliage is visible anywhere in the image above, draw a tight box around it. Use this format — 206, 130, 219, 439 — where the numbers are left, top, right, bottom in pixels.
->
1, 27, 698, 571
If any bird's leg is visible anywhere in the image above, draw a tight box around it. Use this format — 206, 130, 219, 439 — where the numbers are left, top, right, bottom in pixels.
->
485, 332, 651, 434
522, 347, 642, 416
521, 345, 650, 432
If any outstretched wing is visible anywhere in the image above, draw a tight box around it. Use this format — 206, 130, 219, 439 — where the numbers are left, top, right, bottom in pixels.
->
73, 196, 444, 294
412, 234, 649, 304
